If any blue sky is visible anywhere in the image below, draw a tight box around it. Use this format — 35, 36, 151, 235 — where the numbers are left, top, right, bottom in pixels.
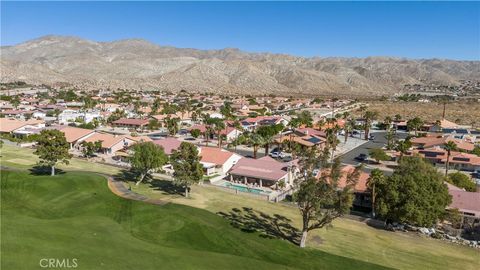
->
1, 1, 479, 60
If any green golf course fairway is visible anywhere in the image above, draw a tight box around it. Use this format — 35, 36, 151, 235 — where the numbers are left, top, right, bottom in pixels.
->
1, 170, 389, 270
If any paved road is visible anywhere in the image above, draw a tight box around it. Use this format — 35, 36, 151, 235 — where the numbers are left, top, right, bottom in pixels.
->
340, 131, 408, 173
231, 148, 266, 159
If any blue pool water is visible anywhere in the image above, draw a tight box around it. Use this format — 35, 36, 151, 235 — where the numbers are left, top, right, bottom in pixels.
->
223, 182, 271, 194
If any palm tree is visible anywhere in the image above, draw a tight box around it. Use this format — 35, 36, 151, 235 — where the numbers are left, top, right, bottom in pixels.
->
407, 117, 424, 136
444, 141, 458, 176
345, 117, 357, 142
202, 113, 212, 146
363, 111, 378, 140
366, 169, 385, 218
358, 104, 367, 118
247, 133, 265, 159
385, 129, 395, 150
325, 128, 340, 162
213, 119, 226, 148
316, 118, 326, 131
232, 120, 243, 151
331, 98, 339, 118
288, 118, 300, 151
395, 139, 412, 159
383, 116, 393, 131
165, 117, 180, 137
341, 112, 352, 143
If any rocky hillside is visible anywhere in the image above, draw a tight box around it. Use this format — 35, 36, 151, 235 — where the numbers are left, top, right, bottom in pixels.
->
1, 35, 478, 96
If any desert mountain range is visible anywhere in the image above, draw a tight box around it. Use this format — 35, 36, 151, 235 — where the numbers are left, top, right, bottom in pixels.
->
1, 35, 479, 96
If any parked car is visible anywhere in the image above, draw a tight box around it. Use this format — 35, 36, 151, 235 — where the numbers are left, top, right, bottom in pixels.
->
269, 151, 286, 159
351, 130, 360, 137
355, 153, 368, 162
369, 134, 375, 140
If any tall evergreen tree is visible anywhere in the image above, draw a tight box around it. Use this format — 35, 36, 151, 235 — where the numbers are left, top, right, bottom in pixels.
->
171, 142, 203, 197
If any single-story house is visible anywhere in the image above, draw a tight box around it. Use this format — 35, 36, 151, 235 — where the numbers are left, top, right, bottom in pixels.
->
0, 118, 45, 134
189, 124, 242, 142
411, 135, 475, 152
152, 137, 183, 155
112, 118, 149, 130
408, 147, 480, 172
199, 147, 242, 176
447, 183, 480, 218
83, 133, 136, 155
333, 165, 371, 210
54, 126, 96, 149
228, 156, 299, 189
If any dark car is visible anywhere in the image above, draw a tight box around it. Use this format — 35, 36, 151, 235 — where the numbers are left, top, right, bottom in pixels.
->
355, 153, 368, 161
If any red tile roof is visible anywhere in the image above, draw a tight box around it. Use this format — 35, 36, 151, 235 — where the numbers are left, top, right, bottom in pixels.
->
112, 118, 149, 126
84, 133, 127, 149
200, 147, 237, 165
229, 156, 289, 181
152, 138, 183, 155
59, 127, 95, 143
0, 119, 44, 133
448, 190, 480, 217
318, 165, 370, 192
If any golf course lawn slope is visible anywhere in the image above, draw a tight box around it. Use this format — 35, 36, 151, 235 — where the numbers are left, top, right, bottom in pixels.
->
1, 170, 389, 270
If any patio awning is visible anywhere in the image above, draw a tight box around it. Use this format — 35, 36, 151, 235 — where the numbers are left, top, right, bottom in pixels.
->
115, 151, 129, 157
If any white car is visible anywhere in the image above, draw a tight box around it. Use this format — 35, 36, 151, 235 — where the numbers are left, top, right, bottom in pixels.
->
269, 151, 286, 158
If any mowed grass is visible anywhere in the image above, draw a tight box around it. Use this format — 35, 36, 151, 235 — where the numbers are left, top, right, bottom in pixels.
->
2, 144, 479, 269
0, 170, 387, 270
132, 180, 480, 270
0, 144, 120, 175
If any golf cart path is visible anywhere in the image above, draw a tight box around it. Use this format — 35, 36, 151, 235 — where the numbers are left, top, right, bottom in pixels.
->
107, 176, 169, 205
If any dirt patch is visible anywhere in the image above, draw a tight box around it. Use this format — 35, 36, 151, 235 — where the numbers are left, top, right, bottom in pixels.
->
310, 235, 324, 245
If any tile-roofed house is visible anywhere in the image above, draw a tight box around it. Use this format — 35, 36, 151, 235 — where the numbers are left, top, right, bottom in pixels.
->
228, 156, 299, 189
275, 129, 326, 149
112, 118, 149, 129
0, 118, 45, 133
295, 128, 326, 138
56, 126, 96, 147
411, 135, 446, 149
0, 109, 30, 119
189, 124, 241, 142
83, 133, 136, 155
152, 138, 183, 155
447, 184, 480, 217
317, 165, 371, 210
199, 147, 242, 175
240, 116, 288, 132
411, 135, 475, 152
410, 147, 480, 172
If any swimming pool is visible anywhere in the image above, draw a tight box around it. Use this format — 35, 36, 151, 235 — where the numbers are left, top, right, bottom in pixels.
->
223, 182, 271, 195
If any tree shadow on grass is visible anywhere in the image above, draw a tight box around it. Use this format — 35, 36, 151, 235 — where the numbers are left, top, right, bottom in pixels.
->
114, 169, 137, 183
114, 169, 184, 195
217, 207, 301, 245
146, 179, 184, 195
29, 165, 65, 176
